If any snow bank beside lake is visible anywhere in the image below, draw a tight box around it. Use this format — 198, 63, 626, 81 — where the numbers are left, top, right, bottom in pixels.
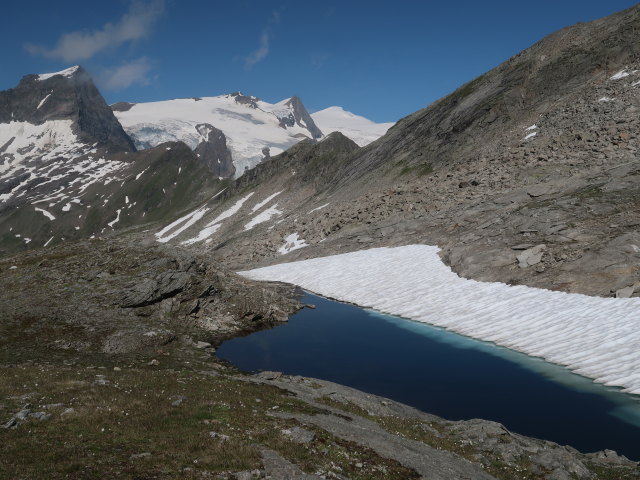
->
239, 245, 640, 395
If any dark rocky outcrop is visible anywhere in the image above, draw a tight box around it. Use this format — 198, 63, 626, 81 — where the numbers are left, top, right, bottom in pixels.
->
230, 91, 259, 109
194, 123, 236, 178
110, 101, 136, 112
278, 96, 323, 139
0, 66, 135, 152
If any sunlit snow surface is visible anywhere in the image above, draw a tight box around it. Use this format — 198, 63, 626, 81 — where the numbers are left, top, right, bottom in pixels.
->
181, 192, 254, 245
36, 66, 80, 81
311, 106, 394, 147
115, 95, 316, 177
240, 245, 640, 395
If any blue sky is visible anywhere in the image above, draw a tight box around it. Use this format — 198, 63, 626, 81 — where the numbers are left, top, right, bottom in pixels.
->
2, 0, 639, 122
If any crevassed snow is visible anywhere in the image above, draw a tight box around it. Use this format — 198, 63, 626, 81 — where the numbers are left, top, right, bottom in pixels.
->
311, 106, 394, 147
36, 66, 80, 81
114, 95, 318, 178
181, 192, 254, 245
244, 204, 282, 230
240, 245, 640, 395
34, 207, 55, 220
251, 191, 282, 213
277, 233, 308, 254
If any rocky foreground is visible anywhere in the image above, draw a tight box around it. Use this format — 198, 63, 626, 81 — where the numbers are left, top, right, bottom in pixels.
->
0, 237, 638, 479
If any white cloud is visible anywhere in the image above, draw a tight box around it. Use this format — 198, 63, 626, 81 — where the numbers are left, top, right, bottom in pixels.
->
98, 58, 153, 90
244, 32, 270, 70
243, 10, 281, 71
25, 0, 164, 62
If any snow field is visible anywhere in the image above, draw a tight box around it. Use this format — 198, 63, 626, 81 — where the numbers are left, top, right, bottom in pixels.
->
240, 245, 640, 395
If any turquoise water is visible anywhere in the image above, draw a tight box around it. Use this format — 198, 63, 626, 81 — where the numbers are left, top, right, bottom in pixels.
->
217, 293, 640, 459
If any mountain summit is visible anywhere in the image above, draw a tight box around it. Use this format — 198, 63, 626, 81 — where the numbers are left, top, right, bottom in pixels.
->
113, 92, 325, 178
0, 65, 135, 152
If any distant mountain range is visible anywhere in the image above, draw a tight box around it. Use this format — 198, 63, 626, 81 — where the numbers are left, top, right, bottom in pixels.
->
112, 92, 391, 178
0, 64, 392, 255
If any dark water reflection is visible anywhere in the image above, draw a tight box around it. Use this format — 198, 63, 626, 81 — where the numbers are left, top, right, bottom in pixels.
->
217, 293, 640, 460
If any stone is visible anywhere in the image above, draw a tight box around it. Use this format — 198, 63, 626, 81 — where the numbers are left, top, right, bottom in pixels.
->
15, 409, 31, 420
120, 271, 191, 308
516, 244, 546, 268
615, 285, 635, 298
1, 417, 17, 429
171, 396, 187, 407
281, 426, 315, 444
130, 452, 152, 460
195, 341, 212, 349
94, 375, 110, 386
209, 431, 230, 441
29, 412, 52, 421
256, 371, 282, 380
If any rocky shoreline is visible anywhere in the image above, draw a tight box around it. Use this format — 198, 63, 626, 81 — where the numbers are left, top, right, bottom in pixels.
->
1, 236, 638, 479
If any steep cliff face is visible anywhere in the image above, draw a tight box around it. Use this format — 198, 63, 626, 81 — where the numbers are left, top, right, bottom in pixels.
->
193, 124, 236, 178
0, 65, 135, 152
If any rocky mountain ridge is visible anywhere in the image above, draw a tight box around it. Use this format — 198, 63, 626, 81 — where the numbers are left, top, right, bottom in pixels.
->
152, 4, 640, 299
113, 92, 325, 178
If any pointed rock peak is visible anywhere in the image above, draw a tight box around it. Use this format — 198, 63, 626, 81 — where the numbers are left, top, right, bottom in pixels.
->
278, 95, 323, 139
318, 131, 360, 151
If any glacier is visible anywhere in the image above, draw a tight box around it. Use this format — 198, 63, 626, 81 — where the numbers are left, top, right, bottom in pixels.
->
239, 245, 640, 395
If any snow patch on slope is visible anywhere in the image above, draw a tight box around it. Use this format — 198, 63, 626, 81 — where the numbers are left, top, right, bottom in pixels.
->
182, 192, 254, 245
240, 245, 640, 395
34, 207, 55, 220
244, 204, 282, 230
251, 191, 282, 213
277, 233, 308, 254
155, 190, 226, 243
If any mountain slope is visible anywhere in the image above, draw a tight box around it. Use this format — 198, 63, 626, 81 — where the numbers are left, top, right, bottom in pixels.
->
0, 67, 221, 256
0, 66, 134, 152
153, 4, 640, 299
114, 92, 324, 178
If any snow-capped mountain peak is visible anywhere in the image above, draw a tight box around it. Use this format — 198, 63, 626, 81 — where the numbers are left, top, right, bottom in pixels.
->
114, 93, 324, 178
311, 106, 394, 147
36, 65, 81, 82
